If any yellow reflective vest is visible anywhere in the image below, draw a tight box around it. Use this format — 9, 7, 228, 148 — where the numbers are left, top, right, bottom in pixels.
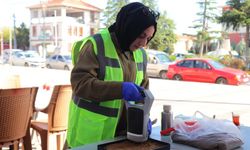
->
67, 29, 147, 147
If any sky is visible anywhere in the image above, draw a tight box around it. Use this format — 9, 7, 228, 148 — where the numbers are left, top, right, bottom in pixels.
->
0, 0, 227, 35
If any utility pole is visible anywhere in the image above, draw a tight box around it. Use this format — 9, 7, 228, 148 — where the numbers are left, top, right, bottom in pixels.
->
42, 2, 47, 59
0, 30, 3, 62
54, 10, 58, 47
13, 14, 17, 49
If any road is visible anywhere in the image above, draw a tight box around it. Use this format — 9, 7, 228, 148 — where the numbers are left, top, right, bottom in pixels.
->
1, 65, 250, 126
149, 78, 250, 127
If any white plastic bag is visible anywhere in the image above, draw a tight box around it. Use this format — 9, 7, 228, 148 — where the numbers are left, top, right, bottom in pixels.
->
172, 111, 244, 150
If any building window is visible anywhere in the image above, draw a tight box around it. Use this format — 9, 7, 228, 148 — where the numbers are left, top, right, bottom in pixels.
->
68, 26, 72, 36
31, 10, 38, 18
90, 11, 95, 22
68, 43, 73, 52
66, 12, 84, 23
79, 27, 83, 36
45, 9, 61, 17
90, 28, 95, 35
74, 27, 77, 36
82, 12, 85, 24
32, 26, 37, 37
95, 13, 100, 21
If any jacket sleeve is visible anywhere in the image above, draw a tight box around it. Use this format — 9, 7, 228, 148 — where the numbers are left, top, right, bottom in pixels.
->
141, 73, 149, 89
70, 41, 123, 102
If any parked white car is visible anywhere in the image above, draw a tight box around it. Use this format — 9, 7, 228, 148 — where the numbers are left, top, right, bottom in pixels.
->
146, 49, 174, 79
11, 51, 46, 68
2, 49, 23, 64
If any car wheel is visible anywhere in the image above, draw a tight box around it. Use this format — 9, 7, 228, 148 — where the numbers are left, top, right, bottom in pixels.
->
216, 77, 228, 84
24, 63, 29, 67
46, 64, 51, 69
173, 74, 182, 81
159, 71, 167, 79
64, 65, 70, 70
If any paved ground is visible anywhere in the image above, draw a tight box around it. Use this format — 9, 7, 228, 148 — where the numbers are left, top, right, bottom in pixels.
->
1, 65, 250, 149
149, 78, 250, 127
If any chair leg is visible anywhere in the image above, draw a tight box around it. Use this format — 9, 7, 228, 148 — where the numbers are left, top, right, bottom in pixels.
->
9, 145, 14, 150
21, 143, 24, 150
56, 134, 61, 150
23, 121, 32, 150
13, 143, 19, 150
38, 130, 48, 150
31, 112, 38, 139
9, 142, 18, 150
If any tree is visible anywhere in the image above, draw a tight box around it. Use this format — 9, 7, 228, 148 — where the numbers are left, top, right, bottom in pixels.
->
102, 0, 129, 27
191, 0, 218, 56
236, 40, 246, 56
218, 0, 250, 63
149, 11, 177, 52
141, 0, 177, 52
16, 23, 29, 50
141, 0, 158, 9
2, 27, 12, 43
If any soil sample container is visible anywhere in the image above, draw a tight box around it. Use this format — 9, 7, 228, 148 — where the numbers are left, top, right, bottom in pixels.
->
161, 105, 173, 131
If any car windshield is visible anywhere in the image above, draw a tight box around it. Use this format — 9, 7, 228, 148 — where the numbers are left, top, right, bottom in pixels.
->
63, 55, 72, 60
208, 60, 225, 69
155, 53, 171, 63
25, 53, 40, 58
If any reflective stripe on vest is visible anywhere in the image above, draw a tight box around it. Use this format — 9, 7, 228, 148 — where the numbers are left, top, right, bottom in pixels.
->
93, 34, 147, 80
137, 48, 147, 73
72, 95, 119, 117
71, 38, 87, 65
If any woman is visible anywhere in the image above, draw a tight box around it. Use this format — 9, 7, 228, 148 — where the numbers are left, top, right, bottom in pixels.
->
67, 2, 159, 148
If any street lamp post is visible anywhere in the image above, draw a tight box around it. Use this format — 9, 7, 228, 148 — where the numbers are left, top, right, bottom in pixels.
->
13, 14, 17, 49
9, 25, 13, 65
40, 0, 48, 59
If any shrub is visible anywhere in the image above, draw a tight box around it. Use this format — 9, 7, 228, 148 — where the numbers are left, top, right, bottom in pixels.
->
219, 55, 246, 70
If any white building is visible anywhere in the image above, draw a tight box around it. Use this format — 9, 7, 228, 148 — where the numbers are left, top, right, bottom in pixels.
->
28, 0, 101, 56
173, 34, 196, 54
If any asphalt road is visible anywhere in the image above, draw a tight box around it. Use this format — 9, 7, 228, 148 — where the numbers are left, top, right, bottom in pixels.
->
1, 65, 250, 126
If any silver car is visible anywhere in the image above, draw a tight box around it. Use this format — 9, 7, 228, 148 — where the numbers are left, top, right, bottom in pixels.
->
46, 54, 73, 70
146, 49, 174, 79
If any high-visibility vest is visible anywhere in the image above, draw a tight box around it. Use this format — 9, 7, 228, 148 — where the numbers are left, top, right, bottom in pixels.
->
67, 29, 147, 148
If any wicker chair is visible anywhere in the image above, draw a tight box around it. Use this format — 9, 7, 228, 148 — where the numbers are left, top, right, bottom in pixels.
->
0, 87, 38, 150
31, 84, 72, 150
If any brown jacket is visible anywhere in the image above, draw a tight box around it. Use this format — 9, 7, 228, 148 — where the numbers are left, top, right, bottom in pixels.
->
70, 32, 149, 136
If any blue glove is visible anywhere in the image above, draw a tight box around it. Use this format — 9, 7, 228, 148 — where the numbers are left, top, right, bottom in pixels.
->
122, 82, 144, 101
148, 118, 152, 136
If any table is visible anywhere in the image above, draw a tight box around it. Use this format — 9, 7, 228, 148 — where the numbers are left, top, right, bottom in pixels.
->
73, 126, 250, 150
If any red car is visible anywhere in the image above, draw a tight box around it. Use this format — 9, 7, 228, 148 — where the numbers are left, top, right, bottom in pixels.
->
166, 58, 250, 85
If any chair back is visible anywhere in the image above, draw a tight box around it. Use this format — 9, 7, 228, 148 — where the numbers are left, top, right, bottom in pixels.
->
47, 85, 72, 132
0, 87, 38, 144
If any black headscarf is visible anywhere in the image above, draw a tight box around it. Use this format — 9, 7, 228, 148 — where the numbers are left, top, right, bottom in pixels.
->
109, 2, 159, 52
